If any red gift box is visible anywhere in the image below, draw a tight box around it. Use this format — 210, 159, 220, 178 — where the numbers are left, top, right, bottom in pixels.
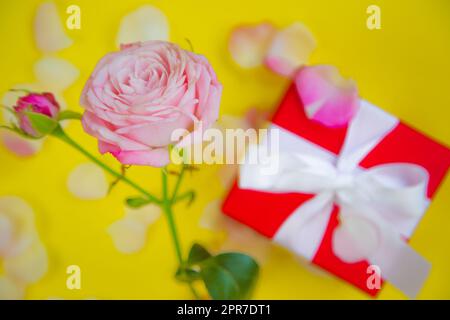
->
222, 84, 450, 297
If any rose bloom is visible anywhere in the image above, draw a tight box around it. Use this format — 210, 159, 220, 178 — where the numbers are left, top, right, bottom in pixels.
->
80, 41, 222, 167
13, 92, 60, 137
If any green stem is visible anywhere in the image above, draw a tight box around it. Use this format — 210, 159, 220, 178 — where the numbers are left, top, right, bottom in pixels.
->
161, 169, 183, 264
52, 126, 201, 299
161, 169, 201, 300
52, 126, 161, 205
171, 164, 186, 202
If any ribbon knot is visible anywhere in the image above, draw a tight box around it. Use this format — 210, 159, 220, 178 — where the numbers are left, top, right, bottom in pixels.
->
239, 126, 431, 298
331, 172, 354, 190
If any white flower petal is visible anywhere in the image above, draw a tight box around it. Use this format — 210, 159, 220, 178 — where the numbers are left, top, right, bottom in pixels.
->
67, 163, 109, 200
265, 22, 316, 77
229, 23, 276, 68
0, 215, 13, 255
4, 241, 48, 284
221, 218, 271, 265
116, 5, 169, 48
34, 57, 79, 91
0, 196, 37, 257
0, 276, 25, 300
125, 203, 161, 226
107, 218, 148, 254
199, 200, 227, 231
34, 2, 73, 53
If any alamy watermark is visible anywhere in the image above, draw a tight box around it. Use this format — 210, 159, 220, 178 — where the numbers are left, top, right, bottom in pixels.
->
170, 122, 280, 174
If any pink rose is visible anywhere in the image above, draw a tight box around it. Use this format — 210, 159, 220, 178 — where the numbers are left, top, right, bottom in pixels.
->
14, 92, 60, 137
80, 41, 222, 167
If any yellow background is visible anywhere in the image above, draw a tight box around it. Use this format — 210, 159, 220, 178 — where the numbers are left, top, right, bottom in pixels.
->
0, 0, 449, 299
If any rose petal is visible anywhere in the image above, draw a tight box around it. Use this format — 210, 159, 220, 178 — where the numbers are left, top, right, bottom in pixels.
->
116, 5, 169, 48
114, 148, 170, 167
33, 2, 73, 52
295, 65, 359, 127
265, 22, 316, 77
67, 163, 109, 200
0, 276, 25, 300
332, 215, 380, 263
0, 196, 37, 257
125, 203, 161, 226
107, 218, 148, 254
0, 131, 43, 157
108, 204, 161, 254
34, 57, 80, 91
200, 200, 227, 231
0, 215, 13, 255
229, 23, 276, 68
4, 241, 48, 284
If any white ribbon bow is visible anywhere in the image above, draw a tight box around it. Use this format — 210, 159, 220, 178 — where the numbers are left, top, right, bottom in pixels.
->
239, 101, 431, 298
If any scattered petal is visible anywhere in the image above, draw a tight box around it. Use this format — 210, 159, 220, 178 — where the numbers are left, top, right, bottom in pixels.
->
229, 23, 276, 68
34, 2, 73, 52
125, 203, 161, 226
200, 200, 227, 231
34, 57, 80, 91
0, 276, 25, 300
116, 5, 169, 48
265, 22, 316, 77
67, 163, 109, 200
0, 131, 43, 157
4, 241, 48, 284
221, 218, 271, 264
0, 215, 13, 255
332, 215, 379, 263
217, 164, 239, 189
107, 218, 148, 254
0, 196, 37, 257
108, 204, 161, 254
295, 65, 359, 127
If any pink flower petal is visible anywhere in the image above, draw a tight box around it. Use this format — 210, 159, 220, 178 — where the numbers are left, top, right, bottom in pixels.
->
114, 148, 170, 167
229, 22, 276, 68
295, 65, 359, 127
1, 132, 43, 157
265, 22, 316, 77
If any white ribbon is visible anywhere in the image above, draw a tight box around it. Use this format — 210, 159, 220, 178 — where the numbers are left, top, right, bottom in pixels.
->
239, 100, 431, 298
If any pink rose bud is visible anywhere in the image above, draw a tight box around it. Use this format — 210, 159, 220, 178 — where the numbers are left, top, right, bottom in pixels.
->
80, 41, 222, 167
13, 92, 60, 136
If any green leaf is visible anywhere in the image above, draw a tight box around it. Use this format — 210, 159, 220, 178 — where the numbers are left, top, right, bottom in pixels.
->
125, 196, 151, 208
175, 267, 201, 283
200, 253, 259, 300
175, 191, 196, 207
58, 110, 82, 121
25, 111, 57, 136
187, 243, 211, 265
